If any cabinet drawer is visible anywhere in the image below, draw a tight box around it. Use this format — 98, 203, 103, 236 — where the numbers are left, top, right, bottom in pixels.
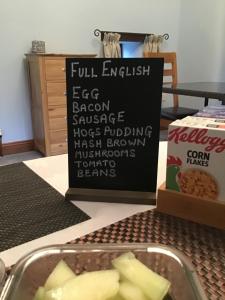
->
48, 106, 67, 130
45, 59, 66, 81
47, 82, 66, 97
50, 130, 67, 144
50, 142, 68, 155
47, 96, 66, 108
49, 116, 67, 131
47, 82, 67, 107
48, 106, 66, 119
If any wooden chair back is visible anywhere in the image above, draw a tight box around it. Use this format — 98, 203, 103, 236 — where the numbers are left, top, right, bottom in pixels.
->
143, 52, 179, 108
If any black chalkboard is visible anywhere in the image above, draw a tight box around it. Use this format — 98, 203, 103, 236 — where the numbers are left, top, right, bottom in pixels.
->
65, 58, 163, 204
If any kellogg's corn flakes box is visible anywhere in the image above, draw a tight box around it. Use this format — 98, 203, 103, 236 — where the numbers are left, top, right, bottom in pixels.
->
166, 116, 225, 202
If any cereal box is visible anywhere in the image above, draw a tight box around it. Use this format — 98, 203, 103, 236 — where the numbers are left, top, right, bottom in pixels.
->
166, 116, 225, 202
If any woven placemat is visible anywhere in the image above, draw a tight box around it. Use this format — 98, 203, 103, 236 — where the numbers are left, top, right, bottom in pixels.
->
0, 163, 90, 252
72, 210, 225, 300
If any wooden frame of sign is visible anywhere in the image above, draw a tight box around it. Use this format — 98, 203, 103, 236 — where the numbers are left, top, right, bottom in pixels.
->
65, 58, 164, 204
66, 188, 156, 204
157, 183, 225, 230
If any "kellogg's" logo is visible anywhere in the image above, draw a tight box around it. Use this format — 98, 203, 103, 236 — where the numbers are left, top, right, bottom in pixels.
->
168, 127, 225, 153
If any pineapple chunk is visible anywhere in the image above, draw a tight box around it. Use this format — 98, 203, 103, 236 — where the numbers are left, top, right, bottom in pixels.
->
107, 293, 125, 300
112, 252, 170, 300
44, 260, 75, 290
33, 286, 45, 300
119, 281, 148, 300
44, 269, 119, 300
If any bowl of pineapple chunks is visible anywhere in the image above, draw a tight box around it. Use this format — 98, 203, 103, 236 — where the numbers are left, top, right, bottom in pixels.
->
0, 244, 207, 300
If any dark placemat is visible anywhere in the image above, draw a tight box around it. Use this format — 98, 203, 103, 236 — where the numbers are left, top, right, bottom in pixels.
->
72, 210, 225, 300
0, 163, 90, 252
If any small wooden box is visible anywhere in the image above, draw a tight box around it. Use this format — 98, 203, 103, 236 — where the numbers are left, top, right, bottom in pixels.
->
157, 183, 225, 230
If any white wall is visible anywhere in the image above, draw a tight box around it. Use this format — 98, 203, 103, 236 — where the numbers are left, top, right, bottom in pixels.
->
178, 0, 225, 82
0, 0, 180, 143
177, 0, 225, 109
1, 0, 225, 143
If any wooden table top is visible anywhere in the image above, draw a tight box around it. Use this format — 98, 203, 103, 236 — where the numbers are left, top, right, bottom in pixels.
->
163, 82, 225, 103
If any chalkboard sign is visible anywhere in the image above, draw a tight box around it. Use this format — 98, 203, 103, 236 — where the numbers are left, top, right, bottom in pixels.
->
65, 58, 163, 204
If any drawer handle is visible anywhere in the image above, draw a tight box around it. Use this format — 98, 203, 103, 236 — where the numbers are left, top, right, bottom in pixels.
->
64, 91, 67, 96
65, 138, 68, 142
64, 116, 67, 120
62, 67, 65, 72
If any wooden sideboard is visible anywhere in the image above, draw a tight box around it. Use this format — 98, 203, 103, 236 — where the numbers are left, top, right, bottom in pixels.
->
26, 53, 96, 156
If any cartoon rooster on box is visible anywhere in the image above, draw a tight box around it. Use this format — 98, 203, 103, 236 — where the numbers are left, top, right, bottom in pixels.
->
166, 156, 182, 192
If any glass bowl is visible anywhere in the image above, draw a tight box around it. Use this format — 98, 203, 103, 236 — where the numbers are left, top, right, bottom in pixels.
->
0, 258, 5, 292
0, 243, 207, 300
